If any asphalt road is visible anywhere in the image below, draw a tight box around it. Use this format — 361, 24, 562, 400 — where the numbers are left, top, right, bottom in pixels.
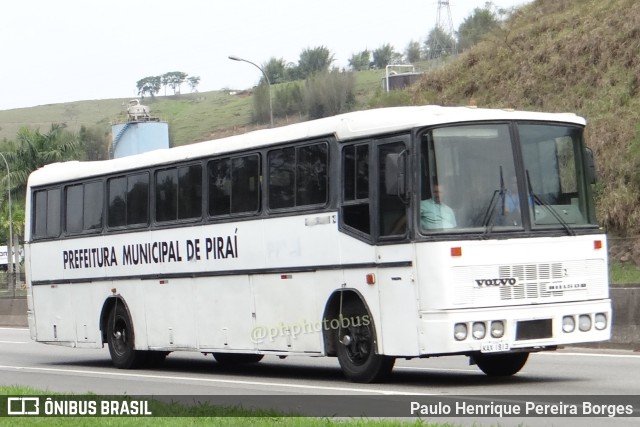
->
1, 327, 639, 426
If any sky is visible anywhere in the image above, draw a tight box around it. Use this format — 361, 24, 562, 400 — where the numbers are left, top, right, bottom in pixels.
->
0, 0, 531, 111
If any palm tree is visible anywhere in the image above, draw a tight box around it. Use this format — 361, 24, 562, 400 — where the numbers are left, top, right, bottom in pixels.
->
1, 123, 82, 198
0, 124, 81, 242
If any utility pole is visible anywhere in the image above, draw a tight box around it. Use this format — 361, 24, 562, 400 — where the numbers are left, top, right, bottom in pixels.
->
430, 0, 457, 59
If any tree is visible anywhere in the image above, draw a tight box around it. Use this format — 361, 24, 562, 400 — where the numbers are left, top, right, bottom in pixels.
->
187, 76, 201, 92
251, 83, 272, 124
79, 125, 109, 161
0, 124, 82, 241
273, 82, 304, 118
424, 27, 457, 59
457, 3, 501, 51
405, 40, 422, 63
297, 46, 335, 79
348, 50, 371, 71
304, 71, 355, 119
262, 58, 289, 84
0, 124, 82, 198
162, 71, 189, 95
372, 44, 396, 69
136, 76, 161, 98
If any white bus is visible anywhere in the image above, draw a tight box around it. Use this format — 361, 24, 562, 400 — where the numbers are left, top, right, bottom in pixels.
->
25, 105, 611, 383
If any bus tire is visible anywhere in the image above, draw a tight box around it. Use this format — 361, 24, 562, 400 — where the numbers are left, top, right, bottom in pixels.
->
107, 304, 145, 369
212, 353, 264, 365
473, 352, 529, 376
335, 300, 395, 383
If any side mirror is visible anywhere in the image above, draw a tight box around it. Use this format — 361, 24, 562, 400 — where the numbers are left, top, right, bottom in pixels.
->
385, 151, 408, 202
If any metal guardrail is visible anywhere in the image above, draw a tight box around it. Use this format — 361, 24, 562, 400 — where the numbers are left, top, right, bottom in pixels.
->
0, 272, 27, 299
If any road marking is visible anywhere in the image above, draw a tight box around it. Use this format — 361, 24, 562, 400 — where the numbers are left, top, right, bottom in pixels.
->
538, 351, 640, 359
0, 327, 29, 331
395, 366, 476, 373
0, 364, 434, 395
0, 341, 28, 344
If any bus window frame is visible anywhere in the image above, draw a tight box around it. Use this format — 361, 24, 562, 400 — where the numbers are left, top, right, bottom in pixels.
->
266, 139, 331, 215
153, 162, 204, 225
106, 171, 150, 231
63, 179, 105, 237
206, 153, 262, 220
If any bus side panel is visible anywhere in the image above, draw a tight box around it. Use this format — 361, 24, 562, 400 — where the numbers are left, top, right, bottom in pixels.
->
252, 272, 326, 352
195, 275, 256, 351
143, 278, 198, 350
251, 213, 341, 353
376, 244, 421, 357
32, 284, 76, 344
69, 283, 103, 345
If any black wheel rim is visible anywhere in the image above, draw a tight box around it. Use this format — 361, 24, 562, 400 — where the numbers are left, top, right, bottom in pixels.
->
112, 316, 129, 356
342, 324, 372, 366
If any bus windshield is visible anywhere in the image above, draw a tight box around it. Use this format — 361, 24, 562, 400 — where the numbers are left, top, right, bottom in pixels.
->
419, 122, 596, 234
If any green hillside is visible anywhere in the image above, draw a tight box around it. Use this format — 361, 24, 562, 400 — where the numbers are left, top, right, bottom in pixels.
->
0, 68, 387, 148
0, 91, 253, 147
411, 0, 640, 235
2, 0, 639, 237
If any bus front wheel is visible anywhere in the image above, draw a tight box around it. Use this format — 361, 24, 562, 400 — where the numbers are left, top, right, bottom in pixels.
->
473, 352, 529, 376
335, 301, 394, 383
107, 304, 145, 369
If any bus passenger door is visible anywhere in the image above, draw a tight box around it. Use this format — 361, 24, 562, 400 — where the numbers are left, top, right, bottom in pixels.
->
375, 137, 421, 356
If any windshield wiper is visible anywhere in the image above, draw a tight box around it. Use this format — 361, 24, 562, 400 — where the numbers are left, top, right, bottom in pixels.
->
525, 170, 575, 236
481, 166, 505, 238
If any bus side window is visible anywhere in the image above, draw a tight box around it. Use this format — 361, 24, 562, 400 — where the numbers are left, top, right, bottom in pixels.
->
268, 147, 296, 209
156, 164, 202, 222
108, 173, 149, 228
208, 154, 260, 217
66, 181, 104, 234
231, 154, 260, 214
33, 188, 61, 239
268, 143, 328, 210
341, 144, 371, 236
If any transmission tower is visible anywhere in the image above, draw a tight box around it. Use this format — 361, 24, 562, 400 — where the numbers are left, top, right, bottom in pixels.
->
430, 0, 457, 59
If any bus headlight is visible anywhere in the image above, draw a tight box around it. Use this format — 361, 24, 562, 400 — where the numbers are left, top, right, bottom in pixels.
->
562, 316, 575, 333
579, 314, 592, 332
490, 321, 505, 338
454, 323, 468, 341
594, 313, 607, 330
472, 322, 486, 340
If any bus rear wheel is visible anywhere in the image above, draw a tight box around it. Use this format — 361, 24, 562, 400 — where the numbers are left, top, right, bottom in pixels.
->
107, 304, 145, 369
473, 352, 529, 376
212, 353, 264, 365
335, 301, 394, 383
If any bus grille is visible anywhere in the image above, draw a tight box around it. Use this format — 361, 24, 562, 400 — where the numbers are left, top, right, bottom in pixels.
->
452, 259, 606, 305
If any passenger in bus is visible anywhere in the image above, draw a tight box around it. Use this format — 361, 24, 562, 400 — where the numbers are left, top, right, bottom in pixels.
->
420, 183, 456, 230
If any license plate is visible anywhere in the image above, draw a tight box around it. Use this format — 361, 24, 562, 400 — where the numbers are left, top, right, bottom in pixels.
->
481, 341, 510, 353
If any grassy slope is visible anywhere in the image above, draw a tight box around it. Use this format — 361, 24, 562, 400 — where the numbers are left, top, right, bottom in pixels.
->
0, 69, 386, 148
410, 0, 640, 235
0, 92, 254, 149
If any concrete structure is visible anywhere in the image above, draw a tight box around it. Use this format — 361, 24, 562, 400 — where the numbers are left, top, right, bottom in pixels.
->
111, 100, 169, 158
382, 72, 423, 92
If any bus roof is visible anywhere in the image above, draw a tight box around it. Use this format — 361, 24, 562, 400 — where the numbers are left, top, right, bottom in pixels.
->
27, 105, 586, 187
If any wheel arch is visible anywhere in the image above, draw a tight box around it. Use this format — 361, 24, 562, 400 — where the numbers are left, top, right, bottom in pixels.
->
100, 296, 131, 344
321, 288, 379, 356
